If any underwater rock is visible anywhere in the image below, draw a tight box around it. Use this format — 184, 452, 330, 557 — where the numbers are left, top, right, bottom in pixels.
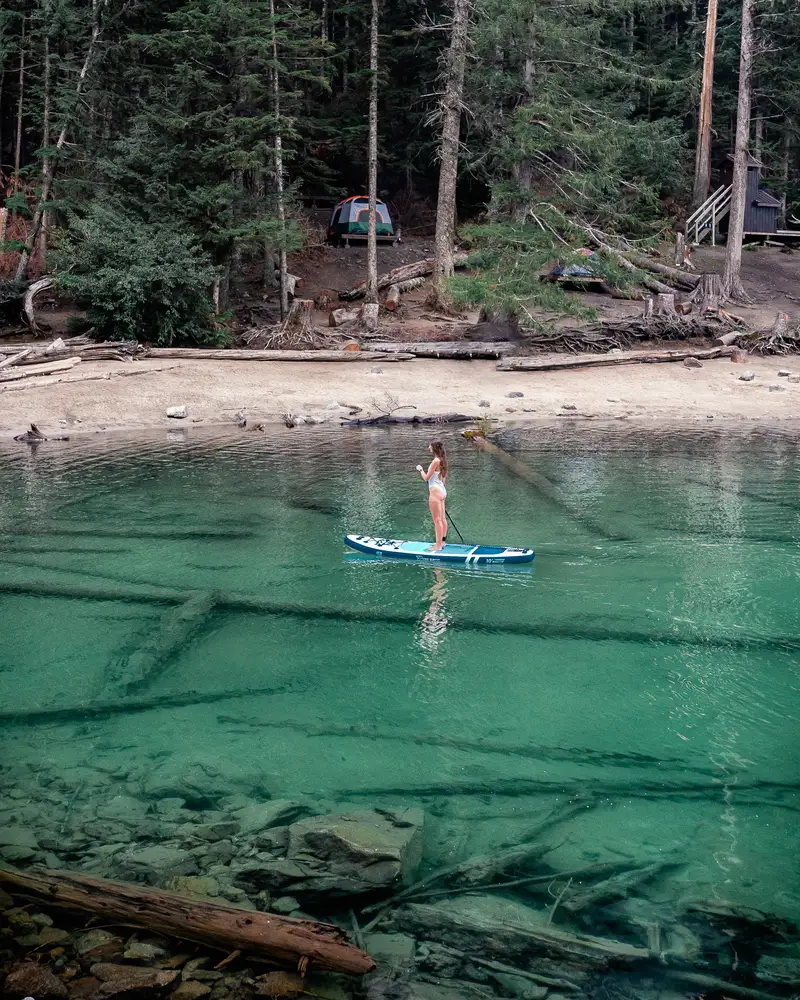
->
4, 962, 68, 999
270, 895, 301, 915
123, 936, 171, 962
120, 845, 197, 884
487, 972, 547, 1000
74, 930, 125, 963
254, 825, 291, 852
96, 796, 151, 825
234, 800, 310, 836
166, 875, 221, 900
173, 984, 212, 1000
89, 964, 179, 997
363, 934, 416, 967
142, 757, 264, 808
184, 821, 240, 843
234, 808, 423, 896
0, 826, 39, 850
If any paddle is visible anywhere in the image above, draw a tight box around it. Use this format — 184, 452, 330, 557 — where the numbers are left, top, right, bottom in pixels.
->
446, 510, 465, 544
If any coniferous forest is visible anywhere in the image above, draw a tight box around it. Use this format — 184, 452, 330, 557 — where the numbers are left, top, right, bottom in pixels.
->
1, 0, 799, 343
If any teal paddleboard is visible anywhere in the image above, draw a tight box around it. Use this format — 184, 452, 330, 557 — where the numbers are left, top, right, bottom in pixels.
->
345, 535, 535, 565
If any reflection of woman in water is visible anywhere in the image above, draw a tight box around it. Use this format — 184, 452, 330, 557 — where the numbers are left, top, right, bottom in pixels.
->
416, 439, 448, 552
418, 567, 449, 658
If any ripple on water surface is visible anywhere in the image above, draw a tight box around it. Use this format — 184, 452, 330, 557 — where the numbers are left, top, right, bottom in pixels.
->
0, 423, 798, 926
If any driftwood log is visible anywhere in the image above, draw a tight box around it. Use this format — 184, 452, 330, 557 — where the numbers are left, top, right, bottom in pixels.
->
143, 349, 413, 362
0, 868, 374, 976
497, 346, 734, 372
369, 341, 516, 359
338, 253, 469, 301
23, 276, 55, 331
0, 356, 82, 382
341, 412, 473, 427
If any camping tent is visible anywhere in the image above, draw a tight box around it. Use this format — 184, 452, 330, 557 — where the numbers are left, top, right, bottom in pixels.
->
327, 196, 397, 246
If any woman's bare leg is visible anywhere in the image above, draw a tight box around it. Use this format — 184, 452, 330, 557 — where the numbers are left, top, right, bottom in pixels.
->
429, 493, 446, 550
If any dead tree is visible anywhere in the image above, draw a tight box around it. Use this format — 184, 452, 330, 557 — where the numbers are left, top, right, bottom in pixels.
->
692, 0, 719, 207
722, 0, 755, 303
430, 0, 470, 302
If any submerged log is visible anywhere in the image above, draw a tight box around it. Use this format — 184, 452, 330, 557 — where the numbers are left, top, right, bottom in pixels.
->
338, 253, 469, 301
2, 567, 796, 657
105, 592, 217, 698
497, 346, 734, 372
0, 869, 374, 976
143, 348, 413, 362
221, 716, 684, 772
561, 861, 674, 913
395, 902, 650, 969
467, 434, 629, 542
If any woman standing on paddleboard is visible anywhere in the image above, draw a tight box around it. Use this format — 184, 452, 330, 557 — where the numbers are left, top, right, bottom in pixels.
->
416, 440, 448, 552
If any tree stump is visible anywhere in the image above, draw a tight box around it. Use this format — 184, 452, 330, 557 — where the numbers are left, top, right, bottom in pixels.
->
281, 299, 314, 334
384, 285, 401, 312
655, 293, 676, 316
643, 297, 654, 320
360, 302, 380, 332
328, 307, 360, 329
674, 233, 687, 269
691, 273, 722, 312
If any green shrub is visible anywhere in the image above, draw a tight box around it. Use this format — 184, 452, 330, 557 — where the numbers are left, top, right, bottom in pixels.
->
51, 206, 224, 346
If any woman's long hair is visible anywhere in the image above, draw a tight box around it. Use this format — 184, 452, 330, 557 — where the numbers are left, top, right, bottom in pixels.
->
429, 440, 448, 479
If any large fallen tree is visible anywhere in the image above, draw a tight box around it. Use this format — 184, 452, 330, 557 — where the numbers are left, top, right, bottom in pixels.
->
143, 348, 414, 362
369, 341, 516, 359
497, 346, 734, 372
0, 868, 374, 976
338, 253, 469, 301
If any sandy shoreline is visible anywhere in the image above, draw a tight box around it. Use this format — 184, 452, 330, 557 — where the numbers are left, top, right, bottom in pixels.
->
1, 353, 799, 439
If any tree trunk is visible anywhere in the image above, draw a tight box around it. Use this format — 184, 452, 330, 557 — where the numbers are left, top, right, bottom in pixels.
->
14, 17, 25, 184
754, 114, 762, 160
692, 0, 718, 207
0, 869, 375, 977
512, 27, 535, 224
38, 17, 52, 266
270, 0, 289, 319
780, 123, 791, 225
365, 0, 379, 304
15, 1, 108, 282
431, 0, 470, 290
722, 0, 755, 302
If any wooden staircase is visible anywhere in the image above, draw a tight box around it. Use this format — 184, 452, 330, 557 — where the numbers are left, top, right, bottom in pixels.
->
685, 184, 733, 245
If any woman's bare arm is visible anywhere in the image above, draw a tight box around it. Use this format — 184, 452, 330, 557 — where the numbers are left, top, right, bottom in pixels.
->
417, 458, 440, 482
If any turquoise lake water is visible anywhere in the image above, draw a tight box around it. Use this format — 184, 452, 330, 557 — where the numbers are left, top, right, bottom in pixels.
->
0, 424, 798, 926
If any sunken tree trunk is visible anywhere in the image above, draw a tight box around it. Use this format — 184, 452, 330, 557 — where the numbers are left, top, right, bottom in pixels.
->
692, 0, 718, 207
722, 0, 755, 303
0, 868, 374, 976
430, 0, 470, 299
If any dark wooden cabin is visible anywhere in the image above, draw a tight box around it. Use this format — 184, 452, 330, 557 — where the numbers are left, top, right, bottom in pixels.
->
724, 154, 782, 235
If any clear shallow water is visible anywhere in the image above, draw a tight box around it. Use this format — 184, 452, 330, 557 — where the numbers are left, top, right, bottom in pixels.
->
1, 424, 799, 922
